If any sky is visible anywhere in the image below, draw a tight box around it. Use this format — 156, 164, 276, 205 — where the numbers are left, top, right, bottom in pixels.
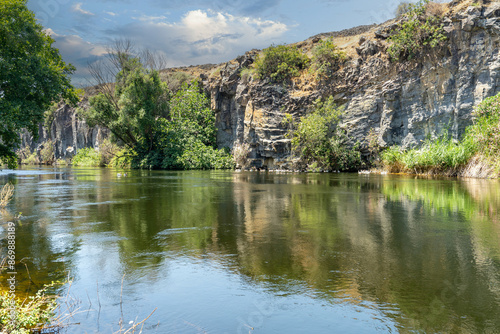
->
27, 0, 414, 86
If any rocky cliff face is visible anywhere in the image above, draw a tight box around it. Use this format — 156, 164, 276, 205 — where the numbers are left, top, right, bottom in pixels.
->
24, 1, 500, 169
205, 1, 500, 169
20, 102, 108, 161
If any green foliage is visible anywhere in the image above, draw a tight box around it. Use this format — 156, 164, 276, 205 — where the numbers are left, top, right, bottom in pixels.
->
239, 67, 256, 82
72, 147, 102, 167
388, 0, 446, 61
381, 131, 476, 173
464, 93, 500, 170
146, 82, 232, 170
80, 49, 232, 170
0, 284, 59, 334
288, 96, 363, 171
80, 56, 170, 152
0, 0, 78, 168
254, 44, 310, 83
109, 148, 135, 169
311, 38, 347, 78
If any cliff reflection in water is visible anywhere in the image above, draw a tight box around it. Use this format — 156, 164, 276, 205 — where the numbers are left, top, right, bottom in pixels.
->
1, 169, 500, 333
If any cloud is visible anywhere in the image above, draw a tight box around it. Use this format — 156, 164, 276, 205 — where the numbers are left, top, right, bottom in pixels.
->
45, 10, 288, 86
46, 29, 107, 86
105, 11, 118, 16
109, 10, 288, 67
72, 3, 95, 16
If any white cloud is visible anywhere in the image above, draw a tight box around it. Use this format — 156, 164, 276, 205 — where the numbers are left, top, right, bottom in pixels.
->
112, 10, 288, 66
72, 3, 95, 16
46, 10, 288, 85
105, 11, 118, 17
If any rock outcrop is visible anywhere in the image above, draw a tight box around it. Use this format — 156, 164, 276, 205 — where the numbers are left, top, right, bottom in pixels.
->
20, 103, 108, 161
22, 0, 500, 170
204, 1, 500, 169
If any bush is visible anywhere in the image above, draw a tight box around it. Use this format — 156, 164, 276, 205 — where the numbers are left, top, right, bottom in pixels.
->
288, 96, 363, 171
311, 38, 347, 78
131, 81, 233, 170
463, 92, 500, 170
254, 44, 310, 83
72, 147, 102, 167
388, 0, 446, 61
163, 71, 195, 93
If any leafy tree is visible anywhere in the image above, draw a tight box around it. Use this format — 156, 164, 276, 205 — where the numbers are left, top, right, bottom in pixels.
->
0, 0, 78, 168
80, 53, 170, 152
152, 82, 232, 170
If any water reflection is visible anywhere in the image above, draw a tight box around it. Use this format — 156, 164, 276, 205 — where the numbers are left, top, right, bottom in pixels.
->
1, 169, 500, 333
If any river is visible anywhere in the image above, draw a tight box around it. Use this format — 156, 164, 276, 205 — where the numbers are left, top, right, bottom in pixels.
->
1, 167, 500, 333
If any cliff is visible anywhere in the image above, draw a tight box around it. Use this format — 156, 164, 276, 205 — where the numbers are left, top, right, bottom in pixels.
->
205, 0, 500, 169
22, 0, 500, 170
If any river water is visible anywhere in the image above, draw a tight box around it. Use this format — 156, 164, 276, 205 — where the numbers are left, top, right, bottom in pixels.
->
1, 167, 500, 333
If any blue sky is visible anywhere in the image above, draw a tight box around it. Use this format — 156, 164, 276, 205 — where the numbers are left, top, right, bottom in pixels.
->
27, 0, 414, 86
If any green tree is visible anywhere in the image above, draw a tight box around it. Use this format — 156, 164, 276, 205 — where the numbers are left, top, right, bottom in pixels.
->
80, 53, 170, 152
0, 0, 78, 168
152, 82, 232, 170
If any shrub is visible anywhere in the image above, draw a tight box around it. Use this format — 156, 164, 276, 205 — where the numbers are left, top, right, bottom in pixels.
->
163, 71, 195, 93
0, 284, 59, 334
239, 67, 255, 82
254, 44, 310, 83
98, 138, 121, 166
311, 38, 347, 78
463, 92, 500, 170
388, 0, 446, 61
72, 147, 102, 167
288, 96, 363, 171
395, 2, 412, 17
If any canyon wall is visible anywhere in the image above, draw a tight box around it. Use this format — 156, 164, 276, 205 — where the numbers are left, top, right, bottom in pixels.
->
23, 1, 500, 169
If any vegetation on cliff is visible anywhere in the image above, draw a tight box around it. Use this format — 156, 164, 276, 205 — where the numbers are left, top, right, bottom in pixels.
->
285, 96, 363, 172
254, 44, 310, 83
388, 0, 446, 61
0, 0, 78, 168
381, 92, 500, 177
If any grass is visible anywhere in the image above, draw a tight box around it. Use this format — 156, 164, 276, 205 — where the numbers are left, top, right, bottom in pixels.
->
381, 92, 500, 177
381, 132, 476, 175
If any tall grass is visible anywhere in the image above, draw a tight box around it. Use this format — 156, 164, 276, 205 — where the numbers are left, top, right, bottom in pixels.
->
382, 92, 500, 177
381, 131, 476, 175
